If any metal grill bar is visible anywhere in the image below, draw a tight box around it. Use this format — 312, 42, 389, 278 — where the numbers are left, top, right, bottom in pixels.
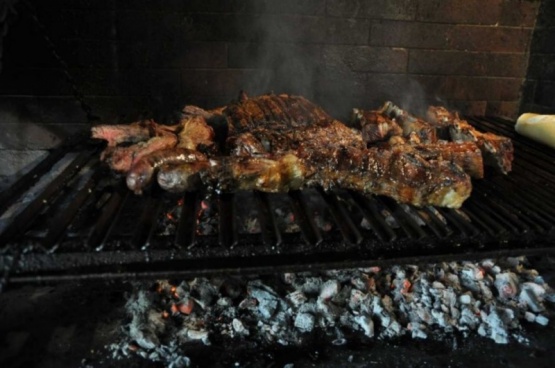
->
218, 193, 237, 248
255, 191, 282, 247
498, 176, 555, 226
132, 196, 163, 250
349, 191, 397, 242
438, 208, 479, 237
0, 151, 94, 245
174, 192, 199, 248
42, 169, 102, 249
379, 197, 427, 240
422, 207, 452, 238
289, 190, 323, 246
87, 187, 129, 250
318, 188, 362, 245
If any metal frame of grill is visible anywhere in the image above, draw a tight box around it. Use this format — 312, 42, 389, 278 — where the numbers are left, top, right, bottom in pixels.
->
1, 117, 555, 285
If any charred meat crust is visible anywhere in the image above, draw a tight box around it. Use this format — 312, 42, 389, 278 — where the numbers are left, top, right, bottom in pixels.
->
101, 134, 178, 173
92, 93, 512, 208
428, 106, 514, 174
127, 148, 207, 194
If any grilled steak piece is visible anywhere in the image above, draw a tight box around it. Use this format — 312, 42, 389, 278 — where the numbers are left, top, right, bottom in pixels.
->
427, 106, 514, 174
223, 93, 332, 134
157, 146, 471, 208
92, 120, 154, 147
96, 116, 215, 173
351, 109, 403, 144
101, 134, 178, 173
127, 148, 207, 194
222, 97, 470, 207
164, 111, 471, 207
413, 142, 484, 179
94, 93, 510, 208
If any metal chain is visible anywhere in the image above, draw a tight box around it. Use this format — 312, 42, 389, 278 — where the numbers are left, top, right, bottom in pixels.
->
22, 0, 99, 122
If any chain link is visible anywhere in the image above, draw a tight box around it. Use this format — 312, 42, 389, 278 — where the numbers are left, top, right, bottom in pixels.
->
22, 0, 99, 122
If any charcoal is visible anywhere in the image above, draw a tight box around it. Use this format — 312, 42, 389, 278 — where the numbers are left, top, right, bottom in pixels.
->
535, 315, 549, 326
354, 315, 374, 337
294, 312, 315, 332
519, 288, 545, 313
286, 290, 308, 307
459, 294, 472, 305
331, 285, 351, 306
408, 322, 428, 339
348, 289, 366, 310
319, 280, 340, 300
494, 272, 520, 299
232, 318, 249, 336
524, 311, 536, 322
295, 277, 322, 295
110, 257, 554, 367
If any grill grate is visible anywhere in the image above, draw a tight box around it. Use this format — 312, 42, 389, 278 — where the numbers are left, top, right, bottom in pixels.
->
1, 117, 555, 284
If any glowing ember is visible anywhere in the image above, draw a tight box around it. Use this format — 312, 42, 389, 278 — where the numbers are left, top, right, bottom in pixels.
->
176, 299, 194, 315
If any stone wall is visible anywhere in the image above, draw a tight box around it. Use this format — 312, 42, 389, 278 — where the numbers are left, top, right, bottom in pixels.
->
522, 0, 555, 114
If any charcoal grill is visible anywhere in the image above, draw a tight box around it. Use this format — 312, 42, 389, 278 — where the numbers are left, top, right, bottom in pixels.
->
1, 117, 555, 285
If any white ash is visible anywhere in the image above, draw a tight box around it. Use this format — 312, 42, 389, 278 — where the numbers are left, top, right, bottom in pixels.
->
110, 257, 554, 366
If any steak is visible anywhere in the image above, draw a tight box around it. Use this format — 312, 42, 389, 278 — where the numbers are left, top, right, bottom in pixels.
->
158, 95, 471, 208
92, 93, 513, 208
427, 106, 514, 174
101, 134, 178, 173
91, 120, 154, 147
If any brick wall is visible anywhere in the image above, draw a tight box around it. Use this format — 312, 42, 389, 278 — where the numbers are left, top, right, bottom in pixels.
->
0, 0, 542, 187
522, 0, 555, 114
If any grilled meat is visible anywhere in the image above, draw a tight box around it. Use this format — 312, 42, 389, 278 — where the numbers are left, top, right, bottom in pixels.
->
380, 101, 437, 144
127, 148, 207, 194
92, 93, 513, 208
101, 134, 178, 173
97, 116, 214, 173
412, 142, 484, 179
92, 119, 180, 147
350, 105, 483, 178
351, 109, 403, 144
157, 161, 210, 193
157, 115, 471, 207
223, 93, 332, 134
156, 146, 471, 208
91, 120, 155, 147
202, 154, 307, 193
427, 106, 514, 174
177, 115, 215, 151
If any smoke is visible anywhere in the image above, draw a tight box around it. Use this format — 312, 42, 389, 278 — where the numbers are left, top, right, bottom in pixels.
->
398, 78, 437, 118
231, 7, 453, 120
233, 12, 319, 101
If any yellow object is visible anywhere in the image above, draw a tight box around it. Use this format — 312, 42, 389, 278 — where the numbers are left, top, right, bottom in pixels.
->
515, 113, 555, 149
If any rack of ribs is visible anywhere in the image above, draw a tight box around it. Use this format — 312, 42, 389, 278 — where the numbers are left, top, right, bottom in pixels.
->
91, 93, 513, 208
